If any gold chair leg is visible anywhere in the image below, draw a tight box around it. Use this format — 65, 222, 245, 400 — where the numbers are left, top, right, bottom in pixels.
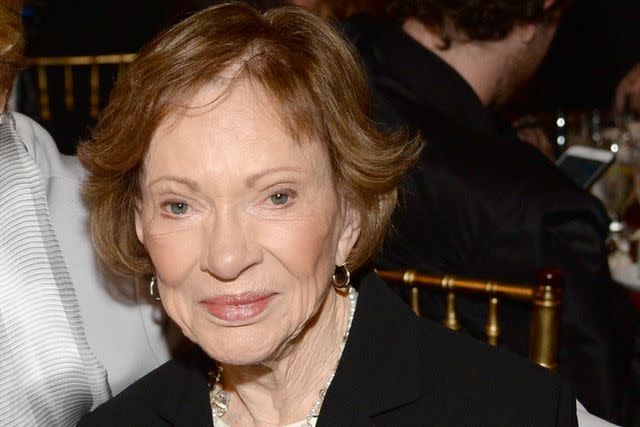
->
36, 66, 50, 121
410, 287, 421, 316
485, 296, 500, 346
443, 291, 460, 331
90, 64, 99, 118
64, 65, 74, 111
529, 270, 562, 371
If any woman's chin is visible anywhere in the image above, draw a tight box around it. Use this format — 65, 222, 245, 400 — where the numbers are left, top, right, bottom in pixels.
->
196, 335, 279, 367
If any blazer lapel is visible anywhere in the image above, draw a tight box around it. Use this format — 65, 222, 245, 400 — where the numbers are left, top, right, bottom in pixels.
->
157, 349, 213, 426
318, 271, 424, 425
173, 376, 211, 427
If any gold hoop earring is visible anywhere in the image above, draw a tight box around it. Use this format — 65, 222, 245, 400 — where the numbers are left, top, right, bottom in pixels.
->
332, 264, 350, 289
149, 275, 161, 301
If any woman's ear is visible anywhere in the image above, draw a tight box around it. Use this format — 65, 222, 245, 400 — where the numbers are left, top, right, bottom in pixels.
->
335, 206, 361, 266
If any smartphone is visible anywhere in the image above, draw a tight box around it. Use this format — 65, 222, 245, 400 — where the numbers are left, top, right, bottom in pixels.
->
555, 145, 616, 189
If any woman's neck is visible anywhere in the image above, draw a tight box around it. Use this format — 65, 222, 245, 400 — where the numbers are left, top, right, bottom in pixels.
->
219, 288, 351, 426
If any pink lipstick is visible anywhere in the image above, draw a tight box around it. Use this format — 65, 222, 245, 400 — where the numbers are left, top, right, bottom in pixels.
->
201, 292, 276, 322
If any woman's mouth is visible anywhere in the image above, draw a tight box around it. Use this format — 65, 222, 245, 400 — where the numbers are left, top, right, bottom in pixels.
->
201, 292, 276, 322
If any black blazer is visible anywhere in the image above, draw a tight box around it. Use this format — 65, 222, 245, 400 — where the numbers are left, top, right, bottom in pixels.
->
79, 272, 577, 426
341, 15, 635, 423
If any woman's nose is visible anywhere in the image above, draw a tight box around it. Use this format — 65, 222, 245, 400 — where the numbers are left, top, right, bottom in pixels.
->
200, 209, 263, 281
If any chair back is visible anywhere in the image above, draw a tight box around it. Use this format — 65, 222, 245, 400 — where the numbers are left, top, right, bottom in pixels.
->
25, 54, 135, 122
375, 268, 563, 371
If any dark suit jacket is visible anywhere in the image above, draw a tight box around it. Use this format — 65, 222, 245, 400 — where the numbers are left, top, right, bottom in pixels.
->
79, 272, 577, 426
341, 16, 634, 423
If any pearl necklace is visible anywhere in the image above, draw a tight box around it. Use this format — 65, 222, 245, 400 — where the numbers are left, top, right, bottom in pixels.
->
210, 286, 358, 427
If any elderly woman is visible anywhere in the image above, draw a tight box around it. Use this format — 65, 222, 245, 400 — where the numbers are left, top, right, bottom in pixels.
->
78, 3, 576, 426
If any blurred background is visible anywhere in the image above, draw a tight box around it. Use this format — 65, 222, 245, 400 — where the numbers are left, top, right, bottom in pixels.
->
14, 0, 640, 154
9, 1, 640, 423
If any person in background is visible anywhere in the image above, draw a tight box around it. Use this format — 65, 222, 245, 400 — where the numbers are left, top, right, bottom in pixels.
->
288, 0, 384, 19
0, 2, 172, 425
615, 62, 640, 115
341, 0, 635, 424
77, 3, 577, 426
532, 0, 640, 114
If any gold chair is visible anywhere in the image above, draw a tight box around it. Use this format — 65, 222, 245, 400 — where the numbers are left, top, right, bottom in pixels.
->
375, 268, 563, 371
25, 54, 135, 121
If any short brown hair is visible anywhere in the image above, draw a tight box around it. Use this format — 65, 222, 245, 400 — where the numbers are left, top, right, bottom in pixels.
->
79, 2, 421, 283
388, 0, 570, 48
0, 1, 24, 98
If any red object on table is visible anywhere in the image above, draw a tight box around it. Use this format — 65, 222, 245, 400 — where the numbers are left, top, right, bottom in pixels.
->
621, 201, 640, 310
629, 289, 640, 311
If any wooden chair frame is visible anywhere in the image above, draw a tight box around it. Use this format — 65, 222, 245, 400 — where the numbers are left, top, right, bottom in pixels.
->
375, 269, 563, 371
26, 54, 136, 121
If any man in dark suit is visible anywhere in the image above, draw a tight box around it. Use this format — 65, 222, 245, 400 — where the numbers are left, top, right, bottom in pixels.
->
342, 0, 635, 423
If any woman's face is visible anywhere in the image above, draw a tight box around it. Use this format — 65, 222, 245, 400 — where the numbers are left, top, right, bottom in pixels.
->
135, 81, 359, 365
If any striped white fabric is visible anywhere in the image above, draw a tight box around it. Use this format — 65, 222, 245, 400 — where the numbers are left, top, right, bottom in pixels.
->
0, 113, 110, 426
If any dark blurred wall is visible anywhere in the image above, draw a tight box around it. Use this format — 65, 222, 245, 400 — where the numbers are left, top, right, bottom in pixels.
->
18, 0, 219, 153
25, 0, 165, 56
24, 0, 271, 56
26, 0, 636, 152
512, 0, 640, 113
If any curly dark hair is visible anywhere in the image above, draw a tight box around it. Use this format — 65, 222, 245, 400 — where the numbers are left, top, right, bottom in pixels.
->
387, 0, 571, 48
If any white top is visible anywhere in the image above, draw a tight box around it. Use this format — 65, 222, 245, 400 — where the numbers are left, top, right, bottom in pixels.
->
576, 401, 619, 427
13, 112, 172, 395
215, 417, 317, 427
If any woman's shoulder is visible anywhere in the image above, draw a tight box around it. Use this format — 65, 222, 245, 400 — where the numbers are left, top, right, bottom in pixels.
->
352, 273, 577, 425
10, 111, 83, 182
79, 349, 212, 426
415, 315, 559, 385
411, 313, 576, 424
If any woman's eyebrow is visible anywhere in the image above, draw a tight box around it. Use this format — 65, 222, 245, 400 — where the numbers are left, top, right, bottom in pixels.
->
245, 167, 303, 188
148, 176, 201, 191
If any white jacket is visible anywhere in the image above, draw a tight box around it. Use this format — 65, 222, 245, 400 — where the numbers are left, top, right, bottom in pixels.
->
13, 112, 171, 396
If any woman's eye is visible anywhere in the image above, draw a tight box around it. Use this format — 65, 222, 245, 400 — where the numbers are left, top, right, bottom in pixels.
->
169, 202, 189, 215
269, 193, 289, 206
